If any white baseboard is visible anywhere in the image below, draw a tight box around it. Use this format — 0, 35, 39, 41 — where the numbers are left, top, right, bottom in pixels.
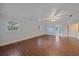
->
0, 33, 45, 46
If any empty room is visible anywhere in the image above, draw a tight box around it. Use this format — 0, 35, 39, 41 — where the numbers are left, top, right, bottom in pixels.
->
0, 3, 79, 56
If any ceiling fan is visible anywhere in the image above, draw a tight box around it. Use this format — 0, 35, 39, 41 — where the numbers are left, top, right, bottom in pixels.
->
41, 8, 70, 22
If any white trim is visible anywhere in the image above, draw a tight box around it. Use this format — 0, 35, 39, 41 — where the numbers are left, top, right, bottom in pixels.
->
0, 33, 45, 46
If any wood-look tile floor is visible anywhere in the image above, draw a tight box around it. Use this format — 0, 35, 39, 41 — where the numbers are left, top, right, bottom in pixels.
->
0, 34, 79, 56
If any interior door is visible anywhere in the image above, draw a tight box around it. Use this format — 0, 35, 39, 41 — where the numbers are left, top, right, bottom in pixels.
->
69, 23, 78, 38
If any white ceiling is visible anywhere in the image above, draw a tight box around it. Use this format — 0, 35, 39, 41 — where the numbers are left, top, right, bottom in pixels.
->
0, 3, 79, 24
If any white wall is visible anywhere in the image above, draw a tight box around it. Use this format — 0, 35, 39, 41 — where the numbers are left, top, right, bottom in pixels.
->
0, 19, 46, 46
0, 4, 47, 46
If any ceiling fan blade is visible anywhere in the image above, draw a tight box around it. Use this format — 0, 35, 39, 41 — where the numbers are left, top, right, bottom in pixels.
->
49, 8, 57, 17
55, 16, 66, 20
41, 17, 52, 20
56, 12, 68, 17
40, 8, 58, 21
